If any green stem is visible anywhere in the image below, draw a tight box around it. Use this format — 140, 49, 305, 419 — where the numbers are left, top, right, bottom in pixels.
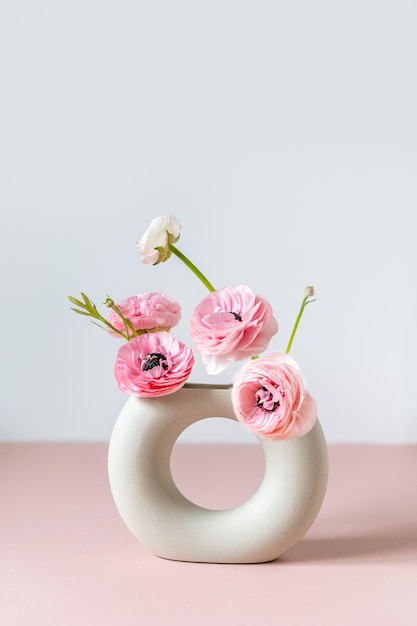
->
285, 295, 315, 354
169, 244, 216, 292
92, 309, 128, 339
68, 294, 128, 339
106, 298, 138, 339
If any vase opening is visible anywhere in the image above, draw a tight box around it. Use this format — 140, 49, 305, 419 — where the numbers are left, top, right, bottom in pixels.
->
170, 417, 265, 511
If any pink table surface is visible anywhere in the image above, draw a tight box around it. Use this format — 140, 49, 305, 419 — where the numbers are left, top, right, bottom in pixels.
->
1, 443, 416, 626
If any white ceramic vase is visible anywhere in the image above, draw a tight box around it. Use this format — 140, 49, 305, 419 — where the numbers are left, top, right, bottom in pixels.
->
108, 383, 328, 564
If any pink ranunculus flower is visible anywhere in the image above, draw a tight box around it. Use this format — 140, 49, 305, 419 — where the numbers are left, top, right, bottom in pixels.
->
136, 214, 181, 265
190, 285, 278, 375
114, 331, 194, 397
231, 353, 317, 440
108, 292, 181, 338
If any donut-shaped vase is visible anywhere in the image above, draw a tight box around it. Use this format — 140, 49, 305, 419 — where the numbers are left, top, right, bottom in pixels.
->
108, 384, 328, 564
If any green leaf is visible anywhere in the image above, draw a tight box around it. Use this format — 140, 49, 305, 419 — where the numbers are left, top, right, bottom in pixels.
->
70, 308, 92, 316
91, 320, 126, 338
91, 321, 111, 333
68, 295, 88, 308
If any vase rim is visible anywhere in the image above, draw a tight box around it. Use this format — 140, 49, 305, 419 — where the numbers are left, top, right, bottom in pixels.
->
183, 382, 233, 390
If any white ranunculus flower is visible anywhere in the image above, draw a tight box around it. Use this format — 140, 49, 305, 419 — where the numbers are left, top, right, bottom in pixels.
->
136, 214, 181, 265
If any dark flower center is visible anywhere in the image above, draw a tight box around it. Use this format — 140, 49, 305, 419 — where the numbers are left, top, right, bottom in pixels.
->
143, 352, 169, 371
229, 311, 242, 322
256, 386, 280, 412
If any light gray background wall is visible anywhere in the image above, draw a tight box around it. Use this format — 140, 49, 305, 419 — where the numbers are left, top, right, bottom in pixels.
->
1, 0, 416, 443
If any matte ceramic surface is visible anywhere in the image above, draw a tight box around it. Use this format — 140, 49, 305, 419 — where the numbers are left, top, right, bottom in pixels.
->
108, 384, 328, 563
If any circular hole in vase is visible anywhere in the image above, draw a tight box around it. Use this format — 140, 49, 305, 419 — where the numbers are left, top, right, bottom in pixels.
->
170, 418, 265, 510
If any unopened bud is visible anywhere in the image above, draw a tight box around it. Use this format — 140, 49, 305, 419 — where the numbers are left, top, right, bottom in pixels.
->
305, 286, 315, 297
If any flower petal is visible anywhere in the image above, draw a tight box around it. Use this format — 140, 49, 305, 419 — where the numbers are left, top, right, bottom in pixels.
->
190, 285, 278, 374
108, 292, 181, 338
114, 331, 194, 397
231, 353, 316, 440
